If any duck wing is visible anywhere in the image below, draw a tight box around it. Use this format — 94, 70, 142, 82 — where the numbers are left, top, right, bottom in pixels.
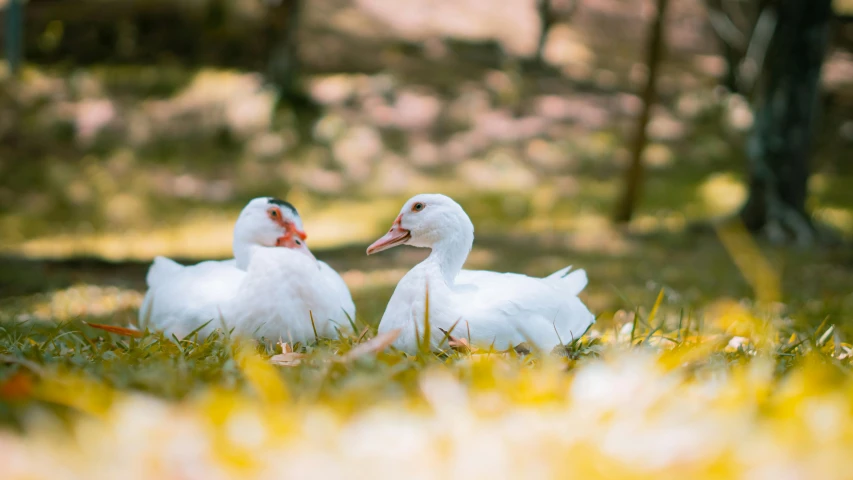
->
140, 258, 246, 338
452, 267, 594, 351
319, 260, 357, 328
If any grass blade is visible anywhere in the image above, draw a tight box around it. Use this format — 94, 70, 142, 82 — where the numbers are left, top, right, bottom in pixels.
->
309, 310, 319, 343
421, 279, 431, 355
647, 288, 665, 328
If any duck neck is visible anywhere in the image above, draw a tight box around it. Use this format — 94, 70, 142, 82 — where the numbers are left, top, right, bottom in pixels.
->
233, 233, 253, 270
426, 228, 473, 286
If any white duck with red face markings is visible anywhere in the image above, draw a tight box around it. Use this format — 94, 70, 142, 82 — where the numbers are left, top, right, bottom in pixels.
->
367, 193, 594, 354
139, 197, 355, 342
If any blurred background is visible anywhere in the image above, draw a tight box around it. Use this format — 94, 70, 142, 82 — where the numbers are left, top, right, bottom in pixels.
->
1, 0, 852, 331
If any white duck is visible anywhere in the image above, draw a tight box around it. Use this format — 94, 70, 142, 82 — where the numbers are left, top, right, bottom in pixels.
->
139, 197, 356, 342
367, 194, 594, 353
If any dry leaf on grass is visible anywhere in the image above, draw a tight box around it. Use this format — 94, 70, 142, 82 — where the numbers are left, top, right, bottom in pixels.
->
269, 352, 306, 367
438, 328, 475, 353
270, 342, 304, 366
339, 329, 401, 362
85, 322, 143, 338
0, 371, 34, 400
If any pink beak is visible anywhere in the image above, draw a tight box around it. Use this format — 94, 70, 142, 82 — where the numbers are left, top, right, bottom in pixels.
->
367, 214, 411, 255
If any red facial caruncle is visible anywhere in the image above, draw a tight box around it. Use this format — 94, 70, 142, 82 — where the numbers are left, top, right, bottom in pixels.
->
266, 206, 314, 261
267, 206, 307, 248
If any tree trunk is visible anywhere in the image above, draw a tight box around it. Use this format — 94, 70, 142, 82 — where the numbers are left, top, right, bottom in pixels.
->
266, 0, 302, 101
534, 0, 555, 66
739, 0, 833, 245
4, 0, 24, 76
613, 0, 669, 223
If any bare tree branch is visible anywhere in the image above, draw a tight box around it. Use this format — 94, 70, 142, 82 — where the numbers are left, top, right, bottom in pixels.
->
613, 0, 669, 223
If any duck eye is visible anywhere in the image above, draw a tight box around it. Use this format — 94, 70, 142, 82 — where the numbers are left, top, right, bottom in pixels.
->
294, 239, 302, 246
412, 202, 425, 212
269, 209, 279, 218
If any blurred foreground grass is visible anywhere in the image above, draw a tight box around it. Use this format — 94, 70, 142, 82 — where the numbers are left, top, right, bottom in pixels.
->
1, 290, 853, 479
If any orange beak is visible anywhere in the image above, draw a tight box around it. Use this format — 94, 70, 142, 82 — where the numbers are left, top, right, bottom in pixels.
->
367, 214, 411, 255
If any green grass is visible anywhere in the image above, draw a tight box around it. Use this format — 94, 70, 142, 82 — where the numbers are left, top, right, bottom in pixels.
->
1, 282, 852, 478
0, 293, 845, 413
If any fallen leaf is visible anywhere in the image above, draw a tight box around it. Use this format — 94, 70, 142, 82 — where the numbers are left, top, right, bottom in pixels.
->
339, 329, 401, 362
85, 322, 143, 338
438, 327, 475, 353
269, 352, 306, 366
0, 372, 33, 400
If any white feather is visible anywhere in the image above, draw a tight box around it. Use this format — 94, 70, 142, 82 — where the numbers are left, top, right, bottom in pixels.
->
374, 194, 594, 353
140, 259, 246, 338
220, 247, 355, 342
138, 198, 355, 342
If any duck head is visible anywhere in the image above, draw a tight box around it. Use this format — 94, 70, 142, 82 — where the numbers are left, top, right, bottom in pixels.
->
367, 194, 474, 255
233, 197, 314, 269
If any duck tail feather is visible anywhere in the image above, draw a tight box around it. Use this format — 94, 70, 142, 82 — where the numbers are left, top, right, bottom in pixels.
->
545, 266, 588, 297
146, 256, 183, 288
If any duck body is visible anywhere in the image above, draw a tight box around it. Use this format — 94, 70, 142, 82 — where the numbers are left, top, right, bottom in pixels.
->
377, 258, 593, 353
368, 194, 594, 354
139, 197, 355, 343
141, 253, 356, 342
222, 247, 355, 342
139, 256, 245, 338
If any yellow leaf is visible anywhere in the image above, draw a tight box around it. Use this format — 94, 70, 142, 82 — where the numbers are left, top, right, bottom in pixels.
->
235, 343, 289, 403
